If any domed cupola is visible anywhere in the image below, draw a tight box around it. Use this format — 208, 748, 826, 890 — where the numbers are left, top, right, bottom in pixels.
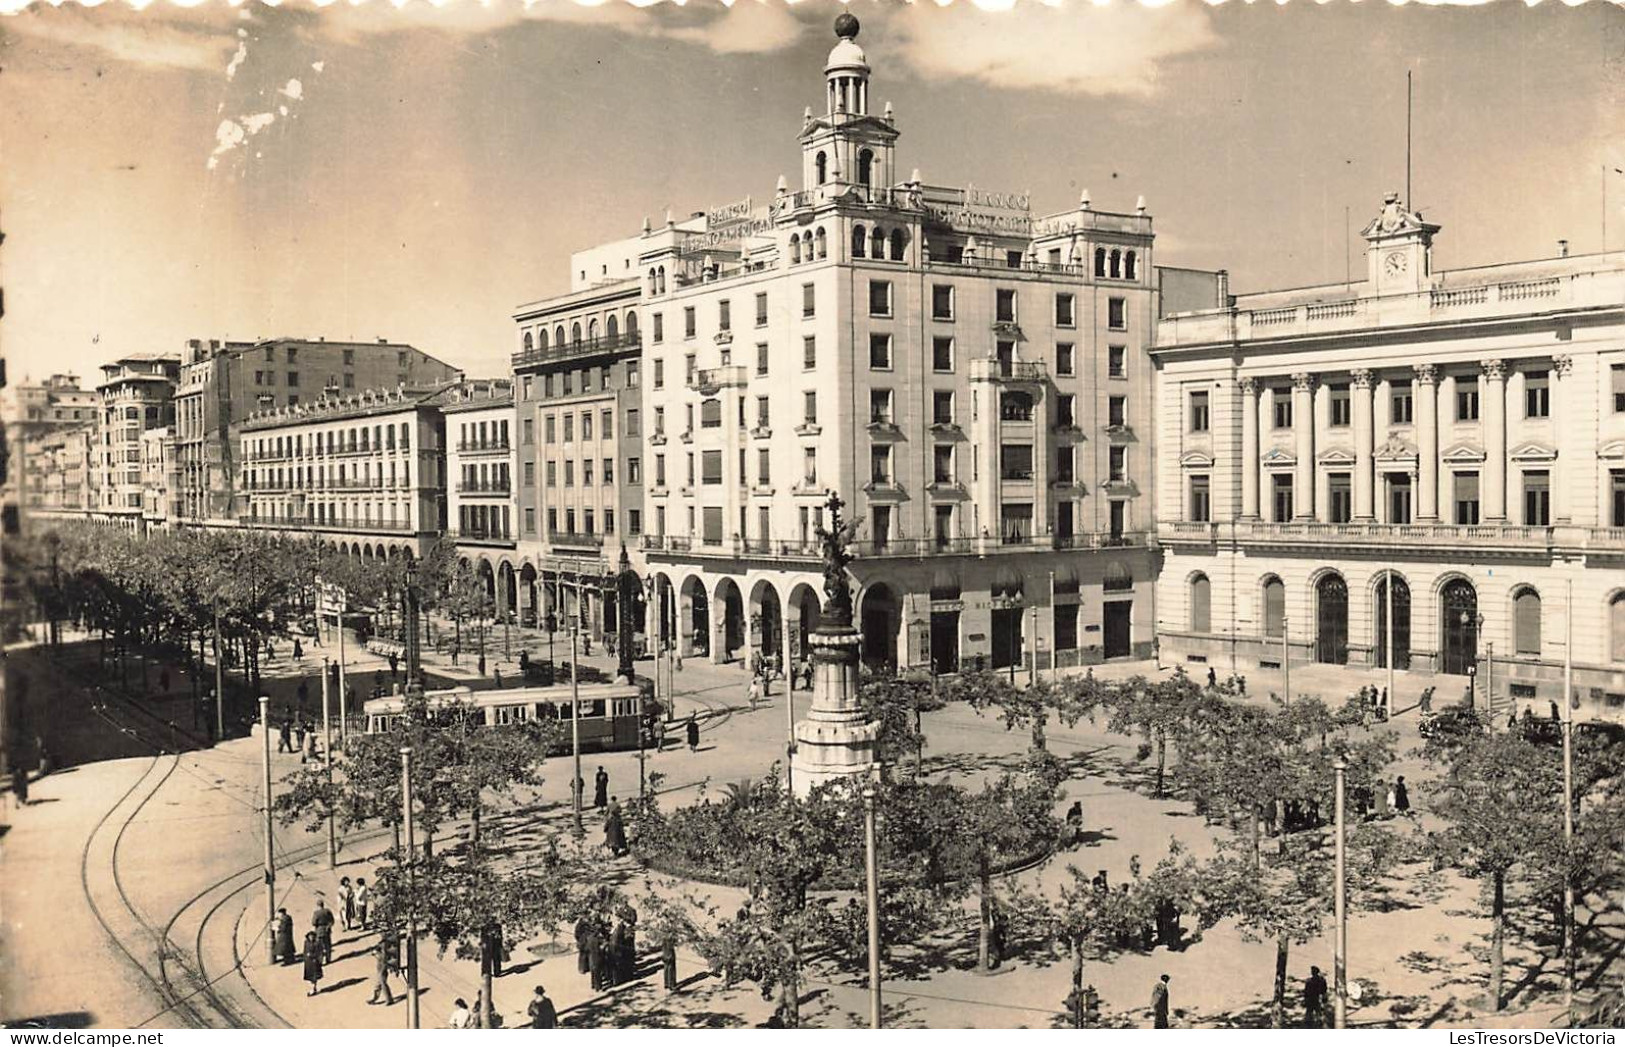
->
825, 13, 870, 116
799, 14, 900, 199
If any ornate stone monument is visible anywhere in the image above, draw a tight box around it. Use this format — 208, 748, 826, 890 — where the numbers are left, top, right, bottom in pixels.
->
791, 493, 879, 797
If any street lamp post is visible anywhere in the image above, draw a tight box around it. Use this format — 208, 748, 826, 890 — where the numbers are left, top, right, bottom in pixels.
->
570, 610, 583, 836
320, 657, 337, 868
259, 696, 276, 963
1282, 616, 1291, 704
1333, 757, 1348, 1029
1562, 577, 1576, 1022
863, 782, 882, 1030
400, 746, 420, 1030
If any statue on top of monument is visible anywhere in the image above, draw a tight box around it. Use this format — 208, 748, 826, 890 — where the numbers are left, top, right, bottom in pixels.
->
814, 491, 859, 628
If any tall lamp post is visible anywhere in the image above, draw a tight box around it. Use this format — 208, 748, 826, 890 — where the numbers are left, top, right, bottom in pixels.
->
259, 696, 276, 962
862, 781, 882, 1030
1333, 757, 1348, 1029
1562, 577, 1576, 1023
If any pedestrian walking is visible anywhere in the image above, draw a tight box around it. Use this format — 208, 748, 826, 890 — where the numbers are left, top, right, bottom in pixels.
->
1373, 779, 1391, 819
662, 938, 678, 991
294, 719, 307, 753
685, 715, 700, 752
594, 766, 610, 809
518, 650, 530, 678
527, 985, 558, 1028
313, 899, 336, 963
447, 998, 473, 1029
304, 724, 318, 764
279, 716, 294, 754
1394, 775, 1411, 814
369, 936, 398, 1006
480, 923, 506, 979
388, 651, 399, 678
275, 908, 296, 966
355, 878, 370, 928
293, 638, 303, 661
303, 931, 325, 995
574, 915, 592, 974
1150, 974, 1171, 1029
339, 877, 356, 931
611, 918, 632, 986
1303, 966, 1328, 1028
586, 923, 607, 991
604, 800, 627, 857
747, 676, 762, 710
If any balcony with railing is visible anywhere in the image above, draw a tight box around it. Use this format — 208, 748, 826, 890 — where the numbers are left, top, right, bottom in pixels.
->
549, 530, 605, 549
969, 358, 1049, 383
512, 331, 642, 370
1155, 518, 1584, 553
456, 480, 512, 495
451, 528, 516, 547
688, 365, 750, 393
456, 439, 511, 453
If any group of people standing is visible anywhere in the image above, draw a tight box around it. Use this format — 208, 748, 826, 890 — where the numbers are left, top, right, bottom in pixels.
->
574, 902, 640, 992
270, 876, 374, 999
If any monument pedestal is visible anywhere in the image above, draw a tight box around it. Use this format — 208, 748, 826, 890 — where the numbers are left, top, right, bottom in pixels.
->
791, 623, 878, 797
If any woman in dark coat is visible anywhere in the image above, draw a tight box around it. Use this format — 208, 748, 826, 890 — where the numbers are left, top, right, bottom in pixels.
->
574, 915, 592, 974
604, 803, 627, 857
303, 931, 325, 995
1393, 775, 1411, 814
275, 909, 296, 966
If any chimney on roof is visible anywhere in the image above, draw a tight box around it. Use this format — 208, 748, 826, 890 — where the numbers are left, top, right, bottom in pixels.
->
1558, 239, 1570, 258
378, 337, 387, 344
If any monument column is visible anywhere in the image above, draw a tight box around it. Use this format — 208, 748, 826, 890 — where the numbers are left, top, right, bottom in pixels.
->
1292, 373, 1316, 520
1239, 377, 1260, 519
1352, 369, 1376, 521
1415, 364, 1440, 521
1481, 359, 1508, 522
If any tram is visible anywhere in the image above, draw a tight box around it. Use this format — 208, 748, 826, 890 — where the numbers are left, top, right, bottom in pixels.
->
363, 679, 661, 752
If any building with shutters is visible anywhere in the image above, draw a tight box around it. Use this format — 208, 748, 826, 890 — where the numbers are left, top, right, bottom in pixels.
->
508, 15, 1207, 674
95, 354, 181, 531
1152, 194, 1625, 722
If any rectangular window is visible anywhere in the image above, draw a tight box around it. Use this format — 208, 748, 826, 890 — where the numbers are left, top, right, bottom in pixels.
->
582, 459, 594, 486
1054, 445, 1076, 484
933, 445, 954, 484
582, 412, 594, 440
932, 337, 954, 372
869, 389, 893, 424
1108, 396, 1127, 428
718, 299, 731, 331
1524, 370, 1550, 419
626, 360, 640, 388
1108, 345, 1127, 379
683, 306, 696, 339
563, 415, 574, 442
701, 399, 722, 428
601, 409, 612, 439
1456, 377, 1480, 422
1054, 342, 1075, 377
869, 280, 893, 317
547, 508, 557, 534
544, 374, 555, 398
869, 333, 892, 370
755, 292, 769, 327
1613, 469, 1625, 527
702, 449, 723, 485
1272, 473, 1294, 522
802, 283, 816, 318
524, 507, 536, 534
655, 454, 667, 486
1454, 471, 1481, 525
931, 284, 954, 321
1001, 443, 1034, 481
1057, 394, 1076, 428
1107, 297, 1127, 330
870, 444, 892, 484
757, 448, 771, 485
756, 343, 769, 376
1523, 470, 1550, 526
1613, 364, 1625, 413
1273, 391, 1293, 429
995, 288, 1017, 323
1000, 504, 1033, 544
1005, 250, 1023, 269
625, 408, 640, 437
523, 461, 535, 486
564, 461, 574, 486
628, 509, 642, 535
522, 376, 533, 400
803, 391, 817, 424
1391, 380, 1414, 424
628, 457, 641, 484
804, 447, 818, 486
1329, 384, 1351, 427
546, 461, 557, 487
1329, 472, 1353, 523
933, 390, 954, 426
287, 371, 299, 387
652, 313, 664, 343
1055, 293, 1075, 327
1189, 474, 1211, 522
1185, 390, 1211, 433
803, 336, 817, 370
562, 371, 573, 395
756, 396, 770, 428
1109, 446, 1128, 482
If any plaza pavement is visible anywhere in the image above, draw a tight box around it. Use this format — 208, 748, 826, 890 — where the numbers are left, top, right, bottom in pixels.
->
2, 627, 1613, 1028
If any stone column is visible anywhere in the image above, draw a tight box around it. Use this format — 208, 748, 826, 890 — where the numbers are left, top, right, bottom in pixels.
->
1292, 373, 1316, 520
1551, 355, 1575, 523
1415, 364, 1440, 521
1481, 359, 1508, 522
1352, 369, 1376, 520
1239, 377, 1260, 519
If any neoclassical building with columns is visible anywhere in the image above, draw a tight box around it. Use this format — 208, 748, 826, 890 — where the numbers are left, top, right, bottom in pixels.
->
1153, 194, 1625, 721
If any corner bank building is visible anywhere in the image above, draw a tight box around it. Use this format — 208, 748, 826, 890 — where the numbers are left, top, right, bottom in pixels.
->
511, 16, 1192, 674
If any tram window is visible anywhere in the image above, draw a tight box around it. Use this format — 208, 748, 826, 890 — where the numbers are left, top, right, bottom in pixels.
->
613, 699, 638, 717
585, 700, 607, 719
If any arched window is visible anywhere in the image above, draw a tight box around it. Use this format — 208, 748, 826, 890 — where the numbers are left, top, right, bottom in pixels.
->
554, 325, 565, 347
1611, 593, 1625, 663
1513, 587, 1542, 655
648, 268, 658, 295
538, 328, 549, 349
606, 315, 619, 340
791, 234, 802, 264
858, 149, 874, 188
587, 318, 599, 341
816, 227, 827, 259
1095, 247, 1107, 277
1110, 249, 1122, 279
852, 225, 866, 258
626, 311, 638, 336
871, 227, 885, 260
1263, 576, 1286, 638
657, 266, 667, 294
890, 229, 905, 261
1125, 250, 1139, 280
571, 323, 582, 345
522, 332, 533, 352
1190, 573, 1212, 634
816, 151, 828, 185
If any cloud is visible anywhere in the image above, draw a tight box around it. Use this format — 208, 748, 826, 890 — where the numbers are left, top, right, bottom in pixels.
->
885, 1, 1219, 97
4, 10, 239, 72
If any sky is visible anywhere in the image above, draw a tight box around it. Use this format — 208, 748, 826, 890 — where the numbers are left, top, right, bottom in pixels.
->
2, 0, 1622, 386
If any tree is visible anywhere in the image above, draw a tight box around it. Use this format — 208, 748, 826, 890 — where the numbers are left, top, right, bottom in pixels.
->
857, 670, 933, 775
1103, 670, 1203, 797
948, 670, 1095, 752
1428, 731, 1565, 1011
